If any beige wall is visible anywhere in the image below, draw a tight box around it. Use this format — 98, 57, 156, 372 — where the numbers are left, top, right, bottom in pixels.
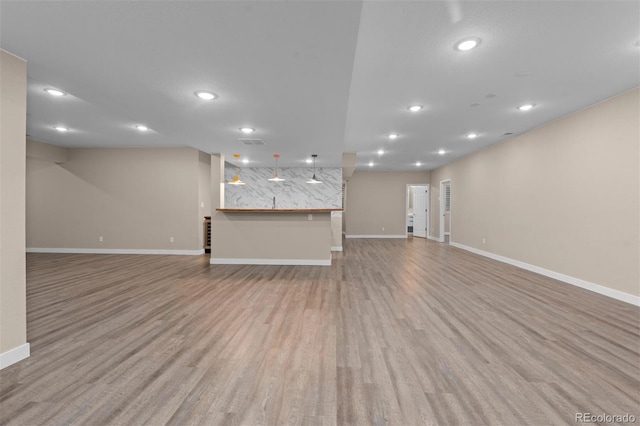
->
430, 88, 639, 297
210, 212, 332, 264
27, 145, 205, 251
346, 171, 430, 236
26, 139, 68, 164
0, 50, 28, 359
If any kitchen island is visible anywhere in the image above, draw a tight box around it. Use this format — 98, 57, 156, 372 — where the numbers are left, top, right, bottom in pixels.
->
210, 208, 343, 265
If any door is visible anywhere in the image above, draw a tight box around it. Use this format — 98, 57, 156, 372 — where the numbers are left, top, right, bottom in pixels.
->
412, 185, 428, 238
439, 180, 451, 243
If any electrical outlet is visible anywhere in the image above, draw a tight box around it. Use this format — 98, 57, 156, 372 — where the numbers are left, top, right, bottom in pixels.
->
200, 202, 204, 208
482, 238, 486, 244
99, 236, 103, 242
169, 237, 174, 243
308, 214, 313, 221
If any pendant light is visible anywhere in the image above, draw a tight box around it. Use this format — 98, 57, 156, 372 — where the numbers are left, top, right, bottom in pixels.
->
306, 154, 322, 184
268, 154, 285, 182
228, 153, 245, 185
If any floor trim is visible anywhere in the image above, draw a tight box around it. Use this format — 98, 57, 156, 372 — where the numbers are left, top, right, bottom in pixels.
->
345, 235, 407, 239
331, 246, 343, 252
26, 248, 205, 256
0, 343, 30, 370
450, 242, 640, 306
210, 257, 331, 266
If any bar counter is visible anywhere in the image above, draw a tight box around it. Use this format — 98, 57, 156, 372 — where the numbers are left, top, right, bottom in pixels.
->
216, 208, 343, 213
210, 208, 342, 266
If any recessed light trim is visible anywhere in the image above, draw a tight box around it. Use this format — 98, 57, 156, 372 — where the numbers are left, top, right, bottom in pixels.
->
455, 37, 481, 51
305, 158, 313, 164
377, 149, 384, 155
239, 127, 255, 134
438, 149, 446, 155
135, 125, 149, 131
388, 133, 399, 140
44, 88, 66, 96
466, 132, 478, 139
408, 105, 423, 112
241, 158, 249, 164
54, 126, 69, 132
194, 91, 217, 100
416, 162, 422, 167
517, 103, 535, 111
368, 161, 374, 167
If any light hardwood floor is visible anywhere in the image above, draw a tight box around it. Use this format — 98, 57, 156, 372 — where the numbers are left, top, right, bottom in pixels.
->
1, 238, 638, 425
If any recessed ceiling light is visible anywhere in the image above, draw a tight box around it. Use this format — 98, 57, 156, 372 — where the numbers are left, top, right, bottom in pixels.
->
54, 126, 69, 132
517, 103, 535, 111
438, 149, 446, 155
368, 161, 374, 167
194, 91, 217, 100
388, 133, 399, 140
239, 127, 255, 134
377, 149, 384, 155
455, 37, 481, 51
135, 125, 149, 131
466, 132, 478, 139
408, 105, 423, 112
416, 162, 422, 166
44, 88, 66, 96
305, 158, 313, 164
242, 158, 249, 164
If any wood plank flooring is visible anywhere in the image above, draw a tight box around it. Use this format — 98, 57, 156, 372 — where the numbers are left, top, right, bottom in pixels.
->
1, 238, 638, 425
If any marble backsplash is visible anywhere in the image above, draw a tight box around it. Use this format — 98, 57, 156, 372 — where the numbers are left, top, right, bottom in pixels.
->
225, 167, 342, 208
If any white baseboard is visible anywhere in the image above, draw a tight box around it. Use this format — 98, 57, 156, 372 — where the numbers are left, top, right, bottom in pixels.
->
0, 343, 30, 370
331, 246, 343, 252
26, 248, 205, 256
450, 242, 640, 306
210, 257, 331, 266
345, 235, 407, 239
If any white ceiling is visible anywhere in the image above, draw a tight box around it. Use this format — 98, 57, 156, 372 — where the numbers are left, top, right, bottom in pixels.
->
2, 1, 639, 171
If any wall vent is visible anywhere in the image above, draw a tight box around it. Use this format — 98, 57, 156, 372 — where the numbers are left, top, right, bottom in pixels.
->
238, 138, 265, 146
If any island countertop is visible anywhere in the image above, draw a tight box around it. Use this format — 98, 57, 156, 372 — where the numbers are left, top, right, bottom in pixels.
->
215, 208, 343, 213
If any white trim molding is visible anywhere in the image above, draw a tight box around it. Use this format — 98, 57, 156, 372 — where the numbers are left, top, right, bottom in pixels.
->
345, 235, 407, 239
210, 257, 331, 266
331, 246, 343, 252
0, 343, 30, 370
450, 242, 640, 306
26, 248, 205, 256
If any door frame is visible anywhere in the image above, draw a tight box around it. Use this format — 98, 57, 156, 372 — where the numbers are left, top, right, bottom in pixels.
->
439, 179, 451, 243
406, 183, 430, 238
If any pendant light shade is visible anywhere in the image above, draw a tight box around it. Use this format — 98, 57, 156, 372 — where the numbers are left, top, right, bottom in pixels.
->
307, 154, 322, 184
228, 153, 245, 185
268, 154, 285, 182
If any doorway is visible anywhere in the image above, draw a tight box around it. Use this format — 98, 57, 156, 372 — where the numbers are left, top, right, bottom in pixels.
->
439, 180, 451, 243
406, 184, 429, 238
